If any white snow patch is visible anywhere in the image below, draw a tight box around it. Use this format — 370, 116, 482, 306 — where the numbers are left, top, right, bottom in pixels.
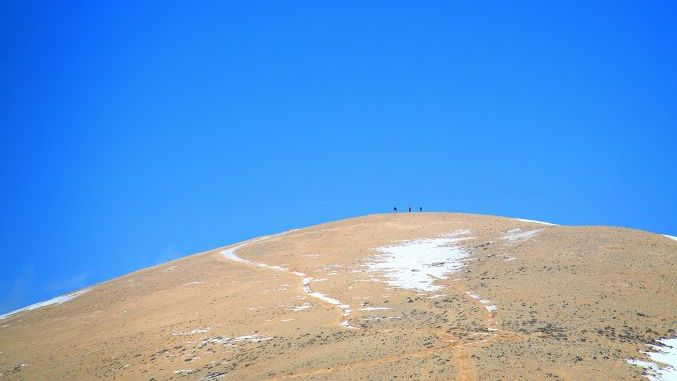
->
173, 369, 197, 375
358, 307, 391, 311
662, 235, 677, 242
222, 244, 250, 263
182, 281, 205, 286
198, 334, 272, 348
360, 316, 402, 321
364, 230, 474, 292
628, 337, 677, 381
502, 228, 543, 243
466, 291, 497, 313
292, 303, 312, 312
504, 256, 517, 262
0, 288, 91, 320
308, 291, 349, 313
281, 319, 294, 322
302, 282, 354, 327
514, 218, 556, 226
172, 327, 210, 336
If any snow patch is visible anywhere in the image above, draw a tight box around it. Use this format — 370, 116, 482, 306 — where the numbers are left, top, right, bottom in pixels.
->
198, 335, 272, 349
340, 319, 357, 329
364, 230, 474, 292
514, 218, 556, 226
0, 288, 91, 320
502, 228, 543, 243
358, 307, 391, 311
182, 281, 205, 286
466, 291, 497, 313
291, 303, 312, 312
173, 369, 197, 376
360, 316, 401, 321
662, 234, 677, 242
628, 337, 677, 381
172, 327, 210, 336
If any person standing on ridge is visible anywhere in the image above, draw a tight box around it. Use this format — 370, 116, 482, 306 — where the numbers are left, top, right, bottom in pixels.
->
408, 206, 412, 212
419, 206, 423, 212
393, 207, 398, 213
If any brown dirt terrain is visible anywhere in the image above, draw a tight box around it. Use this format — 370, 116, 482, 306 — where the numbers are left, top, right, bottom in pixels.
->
0, 213, 675, 380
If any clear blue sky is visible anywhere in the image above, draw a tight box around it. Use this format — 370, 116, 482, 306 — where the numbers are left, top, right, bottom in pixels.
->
1, 1, 675, 313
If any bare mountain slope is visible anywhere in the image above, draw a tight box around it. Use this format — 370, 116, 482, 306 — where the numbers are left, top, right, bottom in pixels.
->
1, 213, 675, 380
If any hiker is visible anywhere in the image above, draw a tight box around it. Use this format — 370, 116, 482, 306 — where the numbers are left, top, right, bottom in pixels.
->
393, 207, 398, 213
408, 206, 412, 212
419, 206, 423, 212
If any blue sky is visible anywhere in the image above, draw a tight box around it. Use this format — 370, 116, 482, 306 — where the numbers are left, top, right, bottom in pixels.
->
1, 1, 675, 313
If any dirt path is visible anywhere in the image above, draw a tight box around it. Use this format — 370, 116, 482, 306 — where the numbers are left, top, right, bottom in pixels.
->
268, 289, 518, 381
271, 338, 461, 380
269, 327, 488, 381
453, 348, 473, 381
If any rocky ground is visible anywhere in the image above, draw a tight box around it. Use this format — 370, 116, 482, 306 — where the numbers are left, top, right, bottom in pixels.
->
0, 213, 675, 380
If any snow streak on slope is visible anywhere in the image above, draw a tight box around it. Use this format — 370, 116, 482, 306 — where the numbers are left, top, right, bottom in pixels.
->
466, 292, 497, 313
514, 218, 557, 226
364, 230, 474, 292
198, 334, 273, 349
502, 228, 543, 243
662, 234, 677, 242
0, 289, 91, 320
221, 236, 356, 329
172, 327, 210, 336
628, 337, 677, 381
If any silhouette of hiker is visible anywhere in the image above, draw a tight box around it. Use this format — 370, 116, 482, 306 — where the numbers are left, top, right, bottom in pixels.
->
408, 206, 412, 212
393, 207, 398, 213
419, 206, 423, 212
